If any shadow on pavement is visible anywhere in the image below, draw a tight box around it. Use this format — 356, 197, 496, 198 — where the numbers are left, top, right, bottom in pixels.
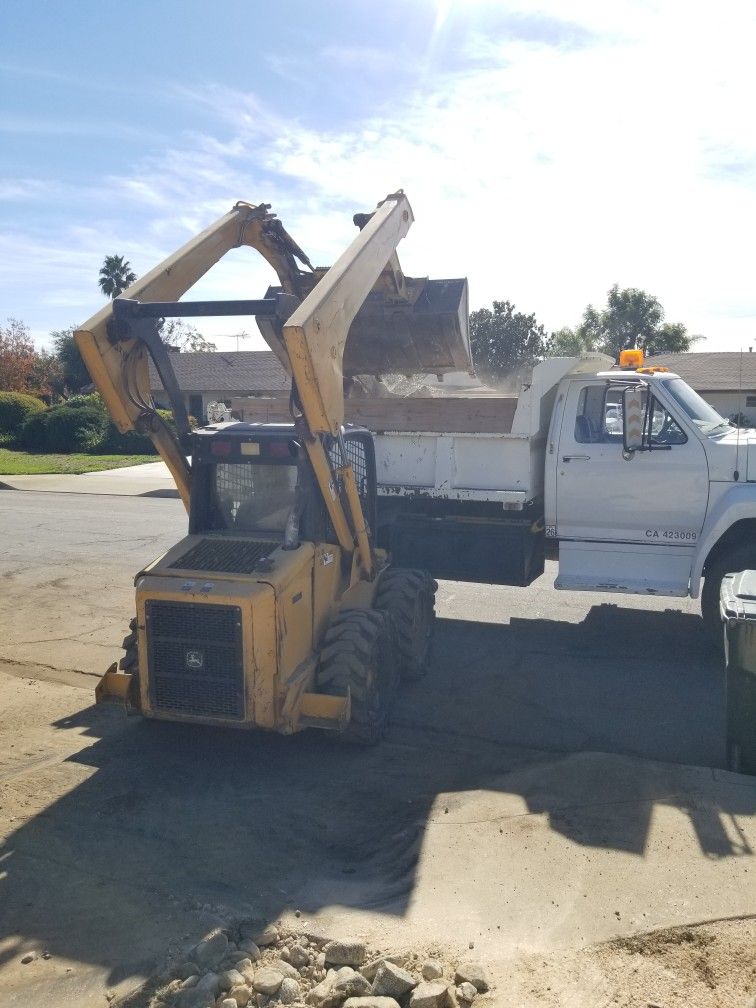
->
0, 602, 751, 988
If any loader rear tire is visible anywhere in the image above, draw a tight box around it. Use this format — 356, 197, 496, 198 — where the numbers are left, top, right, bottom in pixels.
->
374, 568, 437, 680
317, 609, 397, 745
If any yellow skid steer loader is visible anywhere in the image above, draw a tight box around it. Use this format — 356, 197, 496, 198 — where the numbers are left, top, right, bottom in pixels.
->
76, 192, 469, 742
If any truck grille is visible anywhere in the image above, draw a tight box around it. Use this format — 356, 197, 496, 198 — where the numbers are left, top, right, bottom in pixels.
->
169, 538, 279, 574
145, 600, 244, 719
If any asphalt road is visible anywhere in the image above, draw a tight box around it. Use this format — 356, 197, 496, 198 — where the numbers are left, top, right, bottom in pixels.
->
0, 489, 750, 1008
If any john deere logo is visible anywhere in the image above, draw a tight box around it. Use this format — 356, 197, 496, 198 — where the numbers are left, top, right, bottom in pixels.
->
185, 649, 204, 671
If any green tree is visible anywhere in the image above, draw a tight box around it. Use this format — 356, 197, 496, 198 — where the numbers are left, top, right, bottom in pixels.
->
470, 301, 550, 381
549, 326, 591, 356
98, 254, 137, 299
52, 327, 90, 392
553, 285, 702, 359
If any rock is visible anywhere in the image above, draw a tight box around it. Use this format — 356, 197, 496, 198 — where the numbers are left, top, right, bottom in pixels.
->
342, 999, 401, 1008
333, 969, 371, 998
20, 952, 36, 964
305, 969, 338, 1007
219, 969, 245, 991
194, 932, 230, 970
456, 983, 477, 1003
359, 959, 383, 982
421, 961, 444, 982
278, 977, 303, 1004
255, 925, 280, 947
240, 965, 257, 987
177, 971, 222, 1008
268, 958, 301, 981
227, 985, 251, 1007
410, 983, 453, 1008
411, 983, 453, 1008
288, 944, 310, 969
372, 962, 417, 999
253, 968, 285, 996
324, 940, 366, 968
238, 940, 261, 960
181, 975, 200, 989
176, 961, 200, 980
453, 964, 488, 994
316, 953, 326, 970
220, 1000, 240, 1008
232, 958, 254, 973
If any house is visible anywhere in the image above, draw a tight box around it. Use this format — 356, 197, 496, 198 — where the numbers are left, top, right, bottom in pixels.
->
646, 351, 756, 422
149, 350, 289, 423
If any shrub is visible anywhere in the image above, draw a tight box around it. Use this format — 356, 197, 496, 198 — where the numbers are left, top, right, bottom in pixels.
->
101, 408, 197, 455
21, 403, 108, 453
19, 409, 52, 451
0, 392, 46, 434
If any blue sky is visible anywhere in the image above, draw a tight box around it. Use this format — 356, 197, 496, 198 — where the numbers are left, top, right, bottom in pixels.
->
2, 0, 756, 352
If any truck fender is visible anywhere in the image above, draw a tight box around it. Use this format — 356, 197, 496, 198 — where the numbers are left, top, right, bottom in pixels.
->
690, 483, 756, 597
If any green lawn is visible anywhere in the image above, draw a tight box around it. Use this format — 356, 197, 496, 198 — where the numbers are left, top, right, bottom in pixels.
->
0, 448, 156, 475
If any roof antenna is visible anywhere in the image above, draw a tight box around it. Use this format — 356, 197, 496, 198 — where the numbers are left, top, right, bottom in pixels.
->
734, 346, 743, 481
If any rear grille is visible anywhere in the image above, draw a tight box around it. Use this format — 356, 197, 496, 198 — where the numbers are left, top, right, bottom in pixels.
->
145, 600, 244, 719
169, 538, 279, 574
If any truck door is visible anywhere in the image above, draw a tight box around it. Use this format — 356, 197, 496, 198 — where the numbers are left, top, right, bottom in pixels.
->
554, 380, 709, 595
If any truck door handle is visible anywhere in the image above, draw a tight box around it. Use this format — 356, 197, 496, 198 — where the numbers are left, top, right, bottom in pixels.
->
562, 455, 590, 462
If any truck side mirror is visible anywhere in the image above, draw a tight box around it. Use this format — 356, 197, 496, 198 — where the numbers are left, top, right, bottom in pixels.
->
622, 387, 645, 453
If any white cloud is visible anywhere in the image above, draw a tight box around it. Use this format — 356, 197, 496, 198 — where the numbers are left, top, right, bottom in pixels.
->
3, 0, 756, 350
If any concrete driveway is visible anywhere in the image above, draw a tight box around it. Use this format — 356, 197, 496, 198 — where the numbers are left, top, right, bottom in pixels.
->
0, 491, 753, 1008
0, 460, 178, 497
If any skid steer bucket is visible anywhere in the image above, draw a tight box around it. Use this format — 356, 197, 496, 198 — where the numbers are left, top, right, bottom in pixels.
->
259, 275, 471, 378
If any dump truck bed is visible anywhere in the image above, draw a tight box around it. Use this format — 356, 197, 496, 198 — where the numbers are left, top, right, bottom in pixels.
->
233, 392, 536, 505
233, 355, 613, 510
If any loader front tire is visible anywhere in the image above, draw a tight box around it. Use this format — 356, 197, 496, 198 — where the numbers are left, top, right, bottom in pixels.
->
118, 616, 141, 709
119, 617, 138, 671
317, 609, 397, 745
374, 568, 437, 680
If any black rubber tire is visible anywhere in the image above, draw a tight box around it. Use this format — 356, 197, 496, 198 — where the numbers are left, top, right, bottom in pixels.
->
701, 546, 756, 648
317, 609, 398, 745
374, 568, 437, 680
118, 616, 141, 709
119, 616, 138, 671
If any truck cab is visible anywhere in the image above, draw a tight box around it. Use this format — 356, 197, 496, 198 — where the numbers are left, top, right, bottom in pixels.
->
546, 365, 756, 616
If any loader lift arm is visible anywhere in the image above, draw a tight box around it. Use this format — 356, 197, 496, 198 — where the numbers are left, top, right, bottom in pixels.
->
76, 192, 423, 576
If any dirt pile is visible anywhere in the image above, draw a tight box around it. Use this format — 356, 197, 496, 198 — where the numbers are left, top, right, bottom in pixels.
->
140, 921, 492, 1008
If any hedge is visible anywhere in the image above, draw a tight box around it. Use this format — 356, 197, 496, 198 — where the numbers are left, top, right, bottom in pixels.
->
19, 397, 194, 455
21, 403, 109, 453
0, 392, 46, 434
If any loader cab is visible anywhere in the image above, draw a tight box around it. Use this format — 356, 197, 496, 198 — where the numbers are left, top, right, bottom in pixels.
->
188, 422, 377, 547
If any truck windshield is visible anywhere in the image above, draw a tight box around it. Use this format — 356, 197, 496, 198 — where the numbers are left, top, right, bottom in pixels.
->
208, 462, 297, 534
663, 378, 730, 436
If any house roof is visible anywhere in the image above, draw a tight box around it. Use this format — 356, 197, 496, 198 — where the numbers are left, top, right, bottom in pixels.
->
149, 350, 289, 394
645, 351, 756, 392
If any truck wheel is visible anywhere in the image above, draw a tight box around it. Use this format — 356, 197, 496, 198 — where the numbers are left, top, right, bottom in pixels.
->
374, 568, 437, 680
317, 609, 398, 745
701, 546, 756, 648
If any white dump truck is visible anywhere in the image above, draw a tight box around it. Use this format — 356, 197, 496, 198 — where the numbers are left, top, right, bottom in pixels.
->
237, 351, 756, 639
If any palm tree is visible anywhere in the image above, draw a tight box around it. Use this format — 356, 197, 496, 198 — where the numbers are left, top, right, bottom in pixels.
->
98, 254, 137, 299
